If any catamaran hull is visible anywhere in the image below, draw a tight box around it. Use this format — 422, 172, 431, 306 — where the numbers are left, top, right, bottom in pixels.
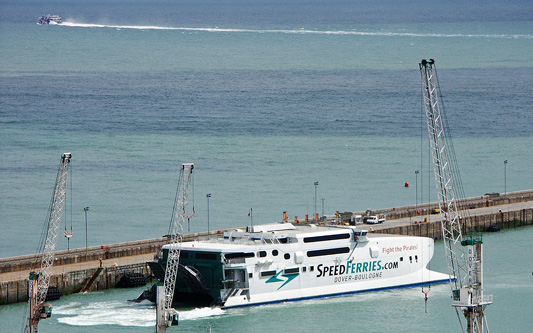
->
145, 223, 450, 310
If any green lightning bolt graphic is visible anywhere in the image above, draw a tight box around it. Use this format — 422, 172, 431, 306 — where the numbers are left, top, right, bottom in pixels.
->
266, 270, 299, 289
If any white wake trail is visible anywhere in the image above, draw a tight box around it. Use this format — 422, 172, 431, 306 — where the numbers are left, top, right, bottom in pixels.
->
58, 21, 532, 39
54, 301, 225, 327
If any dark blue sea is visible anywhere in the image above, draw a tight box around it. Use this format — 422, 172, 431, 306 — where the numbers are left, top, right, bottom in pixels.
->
1, 0, 532, 331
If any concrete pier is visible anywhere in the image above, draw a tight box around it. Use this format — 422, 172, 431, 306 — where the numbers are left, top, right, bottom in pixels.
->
1, 190, 532, 305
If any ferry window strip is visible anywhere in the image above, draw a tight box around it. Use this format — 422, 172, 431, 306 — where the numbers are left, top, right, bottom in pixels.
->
307, 247, 350, 257
303, 233, 351, 243
258, 251, 267, 258
225, 252, 255, 259
195, 252, 217, 260
284, 268, 299, 274
260, 270, 276, 277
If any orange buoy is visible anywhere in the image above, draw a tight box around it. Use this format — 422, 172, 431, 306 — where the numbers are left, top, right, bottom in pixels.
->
404, 181, 410, 187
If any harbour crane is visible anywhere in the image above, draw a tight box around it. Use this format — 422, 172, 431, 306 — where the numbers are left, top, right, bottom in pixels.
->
25, 153, 72, 333
419, 59, 491, 332
156, 163, 194, 333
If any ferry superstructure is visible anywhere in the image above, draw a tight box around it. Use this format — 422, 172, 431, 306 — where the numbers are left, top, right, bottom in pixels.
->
147, 222, 449, 308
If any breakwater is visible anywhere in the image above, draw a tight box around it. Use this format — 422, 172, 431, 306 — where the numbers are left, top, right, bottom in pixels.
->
0, 263, 152, 305
372, 208, 533, 239
1, 190, 532, 305
344, 189, 533, 221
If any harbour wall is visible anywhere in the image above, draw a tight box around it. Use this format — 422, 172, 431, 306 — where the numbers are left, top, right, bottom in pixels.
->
0, 263, 153, 305
343, 189, 533, 221
372, 208, 533, 239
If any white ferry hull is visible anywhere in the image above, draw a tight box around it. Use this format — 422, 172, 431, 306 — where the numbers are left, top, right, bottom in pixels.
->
148, 223, 450, 309
223, 268, 448, 308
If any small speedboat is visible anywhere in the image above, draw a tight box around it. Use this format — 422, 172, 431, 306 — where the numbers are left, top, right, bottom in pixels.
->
38, 14, 62, 25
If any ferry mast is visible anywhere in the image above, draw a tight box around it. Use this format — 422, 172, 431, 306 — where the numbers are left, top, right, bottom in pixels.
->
419, 59, 491, 333
25, 153, 72, 333
156, 163, 194, 332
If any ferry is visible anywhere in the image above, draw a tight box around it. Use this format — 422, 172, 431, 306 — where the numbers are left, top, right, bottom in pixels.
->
37, 15, 62, 25
144, 222, 449, 308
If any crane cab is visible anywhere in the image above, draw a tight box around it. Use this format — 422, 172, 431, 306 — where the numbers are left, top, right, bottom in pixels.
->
40, 303, 52, 318
166, 309, 179, 326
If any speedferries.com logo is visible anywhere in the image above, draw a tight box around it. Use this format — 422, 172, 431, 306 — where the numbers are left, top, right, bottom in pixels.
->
316, 259, 399, 283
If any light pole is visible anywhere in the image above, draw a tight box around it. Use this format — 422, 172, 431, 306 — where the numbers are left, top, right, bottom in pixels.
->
415, 170, 420, 214
504, 160, 508, 197
206, 194, 211, 237
83, 207, 89, 256
314, 181, 319, 221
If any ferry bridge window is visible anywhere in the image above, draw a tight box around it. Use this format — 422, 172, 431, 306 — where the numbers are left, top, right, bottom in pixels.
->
302, 267, 307, 272
284, 253, 290, 260
258, 251, 267, 257
249, 273, 253, 278
310, 266, 314, 271
272, 249, 279, 256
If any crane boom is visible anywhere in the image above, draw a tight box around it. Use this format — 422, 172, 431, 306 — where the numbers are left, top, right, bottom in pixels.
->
26, 152, 72, 333
420, 60, 466, 291
420, 59, 491, 333
156, 163, 194, 332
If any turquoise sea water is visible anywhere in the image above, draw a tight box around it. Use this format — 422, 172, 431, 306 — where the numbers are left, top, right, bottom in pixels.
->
1, 0, 532, 331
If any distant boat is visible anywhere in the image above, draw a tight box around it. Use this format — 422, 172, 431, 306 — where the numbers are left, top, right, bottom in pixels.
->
37, 14, 62, 25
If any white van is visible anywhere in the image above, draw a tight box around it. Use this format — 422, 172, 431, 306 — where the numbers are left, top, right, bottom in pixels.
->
364, 216, 379, 224
350, 214, 363, 225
